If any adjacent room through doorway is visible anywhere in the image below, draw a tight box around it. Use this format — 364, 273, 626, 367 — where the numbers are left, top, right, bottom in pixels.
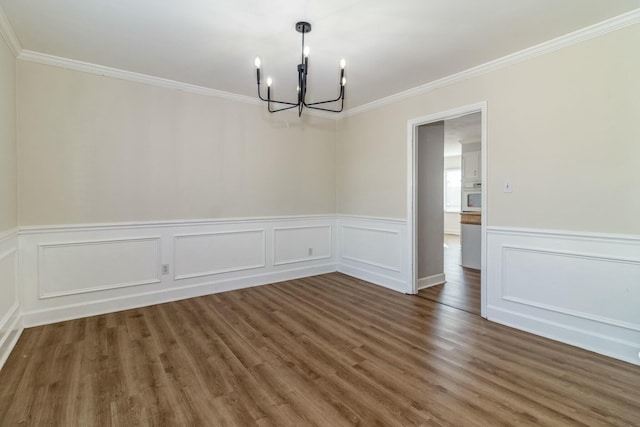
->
414, 111, 482, 316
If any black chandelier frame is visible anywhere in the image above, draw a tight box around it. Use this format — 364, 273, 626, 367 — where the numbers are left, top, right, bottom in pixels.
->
255, 21, 346, 117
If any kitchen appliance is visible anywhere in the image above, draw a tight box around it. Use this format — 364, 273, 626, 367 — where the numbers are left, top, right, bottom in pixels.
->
462, 182, 482, 212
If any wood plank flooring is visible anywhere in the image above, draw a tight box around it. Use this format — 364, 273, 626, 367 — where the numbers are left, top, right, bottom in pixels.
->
1, 272, 639, 426
419, 234, 481, 315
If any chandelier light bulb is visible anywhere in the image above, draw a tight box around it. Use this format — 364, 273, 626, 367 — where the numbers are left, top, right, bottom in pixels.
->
303, 46, 310, 57
340, 58, 346, 69
341, 77, 346, 86
267, 77, 272, 87
254, 57, 261, 68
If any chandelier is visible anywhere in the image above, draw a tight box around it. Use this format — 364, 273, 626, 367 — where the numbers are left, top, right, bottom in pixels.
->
254, 21, 346, 117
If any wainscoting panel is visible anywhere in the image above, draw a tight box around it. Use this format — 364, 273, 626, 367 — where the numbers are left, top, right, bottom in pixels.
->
273, 225, 332, 266
174, 230, 265, 280
39, 237, 162, 298
337, 216, 409, 293
0, 230, 21, 371
486, 227, 640, 366
18, 216, 338, 327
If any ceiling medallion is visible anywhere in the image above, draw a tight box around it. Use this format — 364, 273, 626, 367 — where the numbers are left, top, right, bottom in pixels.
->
254, 21, 346, 117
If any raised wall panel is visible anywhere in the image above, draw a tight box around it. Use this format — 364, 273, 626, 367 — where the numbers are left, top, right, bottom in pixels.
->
487, 227, 640, 366
337, 217, 408, 293
273, 225, 332, 265
0, 248, 17, 324
20, 217, 337, 327
38, 237, 161, 298
0, 231, 21, 371
174, 229, 266, 280
341, 225, 402, 272
501, 246, 640, 330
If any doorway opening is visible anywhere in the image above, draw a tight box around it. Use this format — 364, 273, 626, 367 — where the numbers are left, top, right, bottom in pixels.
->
407, 102, 487, 318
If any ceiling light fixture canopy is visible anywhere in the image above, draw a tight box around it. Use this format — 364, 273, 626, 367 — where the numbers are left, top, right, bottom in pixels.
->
254, 21, 346, 117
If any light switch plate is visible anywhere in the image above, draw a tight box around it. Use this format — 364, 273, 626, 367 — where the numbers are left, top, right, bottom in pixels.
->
504, 180, 512, 193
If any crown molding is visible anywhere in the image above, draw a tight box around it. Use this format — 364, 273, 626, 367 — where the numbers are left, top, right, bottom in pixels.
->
16, 49, 338, 119
0, 5, 21, 56
7, 8, 640, 120
343, 8, 640, 118
17, 50, 261, 106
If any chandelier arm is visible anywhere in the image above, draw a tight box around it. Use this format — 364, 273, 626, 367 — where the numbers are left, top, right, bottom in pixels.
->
264, 99, 299, 107
268, 103, 299, 113
304, 86, 344, 106
307, 106, 344, 113
306, 95, 344, 113
305, 104, 344, 113
256, 84, 269, 102
268, 99, 299, 107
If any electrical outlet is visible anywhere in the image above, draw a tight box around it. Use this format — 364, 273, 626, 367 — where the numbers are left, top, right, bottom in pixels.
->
161, 264, 169, 275
308, 248, 313, 256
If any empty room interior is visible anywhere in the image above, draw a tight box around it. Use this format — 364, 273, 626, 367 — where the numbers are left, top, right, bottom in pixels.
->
1, 1, 639, 425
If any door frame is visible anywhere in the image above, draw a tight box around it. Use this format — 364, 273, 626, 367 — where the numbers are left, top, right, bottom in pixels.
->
406, 101, 488, 318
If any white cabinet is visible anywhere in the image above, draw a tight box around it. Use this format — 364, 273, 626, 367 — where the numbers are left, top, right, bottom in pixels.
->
462, 150, 481, 182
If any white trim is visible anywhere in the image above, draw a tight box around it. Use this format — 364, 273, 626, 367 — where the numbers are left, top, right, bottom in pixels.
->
37, 236, 162, 298
21, 263, 337, 327
0, 228, 18, 244
337, 264, 407, 294
487, 226, 640, 242
340, 225, 402, 272
344, 9, 640, 118
407, 102, 487, 317
0, 5, 21, 57
172, 229, 266, 280
417, 273, 446, 290
18, 50, 259, 104
499, 244, 640, 332
488, 305, 640, 367
18, 214, 336, 234
272, 224, 333, 266
16, 50, 337, 119
0, 304, 22, 371
337, 214, 407, 224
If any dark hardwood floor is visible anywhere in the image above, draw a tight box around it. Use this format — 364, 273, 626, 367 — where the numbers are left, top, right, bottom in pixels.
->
419, 234, 481, 315
1, 272, 639, 426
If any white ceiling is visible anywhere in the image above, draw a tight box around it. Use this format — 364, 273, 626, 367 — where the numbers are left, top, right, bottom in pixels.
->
1, 0, 639, 110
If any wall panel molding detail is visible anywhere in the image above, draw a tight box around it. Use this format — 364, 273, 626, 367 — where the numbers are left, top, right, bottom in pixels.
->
337, 216, 409, 293
340, 225, 402, 272
500, 245, 640, 332
174, 229, 266, 280
0, 233, 21, 371
273, 225, 333, 266
38, 237, 162, 298
487, 227, 640, 366
18, 216, 339, 327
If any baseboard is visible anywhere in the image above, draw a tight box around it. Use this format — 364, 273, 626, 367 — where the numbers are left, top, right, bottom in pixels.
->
488, 305, 639, 366
417, 273, 446, 290
22, 263, 337, 327
486, 226, 640, 366
338, 264, 407, 294
0, 304, 23, 371
444, 230, 460, 236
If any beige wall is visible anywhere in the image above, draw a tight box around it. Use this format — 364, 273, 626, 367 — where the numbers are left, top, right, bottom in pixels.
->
0, 35, 16, 233
337, 24, 640, 235
17, 62, 336, 225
